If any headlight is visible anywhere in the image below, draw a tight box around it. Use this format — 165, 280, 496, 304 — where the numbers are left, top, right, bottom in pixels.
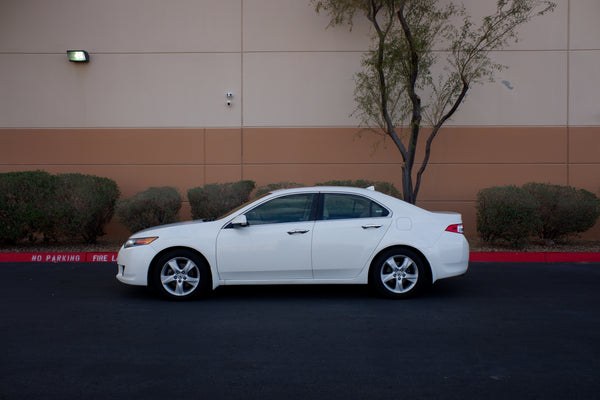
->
124, 237, 158, 248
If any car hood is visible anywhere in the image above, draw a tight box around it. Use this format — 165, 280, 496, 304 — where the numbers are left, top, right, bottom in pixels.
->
132, 219, 215, 237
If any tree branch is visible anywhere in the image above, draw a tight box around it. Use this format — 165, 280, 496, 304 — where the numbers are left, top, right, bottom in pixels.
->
413, 76, 469, 199
370, 0, 408, 161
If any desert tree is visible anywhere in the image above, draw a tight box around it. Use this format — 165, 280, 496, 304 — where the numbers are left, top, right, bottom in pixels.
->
313, 0, 555, 204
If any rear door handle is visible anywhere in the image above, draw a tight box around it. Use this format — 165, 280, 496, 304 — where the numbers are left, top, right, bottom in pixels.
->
287, 229, 310, 235
362, 224, 382, 229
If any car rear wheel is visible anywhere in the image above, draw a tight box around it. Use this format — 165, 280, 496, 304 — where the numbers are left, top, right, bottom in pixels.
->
370, 248, 428, 298
152, 250, 211, 300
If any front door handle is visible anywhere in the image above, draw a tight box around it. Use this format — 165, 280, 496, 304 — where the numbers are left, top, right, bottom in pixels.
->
287, 229, 310, 235
362, 224, 382, 229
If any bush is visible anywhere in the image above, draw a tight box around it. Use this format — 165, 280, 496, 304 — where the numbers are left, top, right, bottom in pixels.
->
188, 180, 255, 220
476, 185, 541, 248
253, 182, 304, 198
52, 173, 120, 243
523, 182, 600, 240
0, 171, 119, 244
316, 179, 402, 199
0, 170, 57, 243
117, 187, 182, 233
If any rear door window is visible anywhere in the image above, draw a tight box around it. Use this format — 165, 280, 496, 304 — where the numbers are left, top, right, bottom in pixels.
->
321, 194, 389, 220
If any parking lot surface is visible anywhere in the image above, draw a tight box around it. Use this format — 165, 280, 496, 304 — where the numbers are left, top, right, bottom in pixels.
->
1, 261, 599, 399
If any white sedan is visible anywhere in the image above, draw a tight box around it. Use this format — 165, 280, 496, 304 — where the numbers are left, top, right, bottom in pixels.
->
116, 186, 469, 300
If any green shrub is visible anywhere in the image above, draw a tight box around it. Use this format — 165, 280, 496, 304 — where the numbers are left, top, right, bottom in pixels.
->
53, 173, 120, 243
188, 180, 255, 220
523, 182, 600, 240
253, 182, 304, 198
0, 170, 57, 243
316, 179, 402, 199
117, 187, 182, 233
476, 185, 541, 248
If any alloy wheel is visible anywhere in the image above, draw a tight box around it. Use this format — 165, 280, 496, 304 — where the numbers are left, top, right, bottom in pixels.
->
380, 255, 419, 294
160, 257, 201, 297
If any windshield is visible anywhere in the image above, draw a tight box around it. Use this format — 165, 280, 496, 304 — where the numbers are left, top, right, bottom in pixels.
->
217, 192, 271, 220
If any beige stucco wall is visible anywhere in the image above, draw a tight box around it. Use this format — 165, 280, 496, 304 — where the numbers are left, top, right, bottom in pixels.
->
1, 0, 599, 239
4, 0, 598, 128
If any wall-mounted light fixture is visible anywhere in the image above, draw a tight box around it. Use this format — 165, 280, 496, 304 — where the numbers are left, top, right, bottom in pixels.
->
67, 50, 89, 63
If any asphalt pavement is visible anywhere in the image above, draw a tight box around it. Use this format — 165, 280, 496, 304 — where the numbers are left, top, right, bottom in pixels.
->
1, 261, 599, 400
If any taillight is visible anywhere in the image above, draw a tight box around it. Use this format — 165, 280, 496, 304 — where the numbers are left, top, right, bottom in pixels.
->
445, 224, 464, 234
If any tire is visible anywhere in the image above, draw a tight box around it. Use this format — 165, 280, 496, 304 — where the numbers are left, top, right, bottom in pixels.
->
370, 248, 429, 299
152, 249, 211, 300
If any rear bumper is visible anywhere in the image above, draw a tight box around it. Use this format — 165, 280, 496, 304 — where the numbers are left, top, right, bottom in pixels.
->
428, 233, 470, 282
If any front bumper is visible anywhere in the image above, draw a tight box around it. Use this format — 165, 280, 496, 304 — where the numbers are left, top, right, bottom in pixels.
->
115, 244, 158, 286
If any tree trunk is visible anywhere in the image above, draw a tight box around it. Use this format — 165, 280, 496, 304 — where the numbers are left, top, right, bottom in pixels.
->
401, 165, 414, 204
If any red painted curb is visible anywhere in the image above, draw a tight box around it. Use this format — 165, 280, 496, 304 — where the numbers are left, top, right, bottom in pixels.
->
469, 252, 544, 262
470, 252, 600, 263
1, 252, 600, 263
0, 252, 118, 263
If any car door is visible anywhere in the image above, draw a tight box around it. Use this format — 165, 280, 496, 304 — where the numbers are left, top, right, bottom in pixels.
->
216, 193, 317, 281
312, 193, 392, 279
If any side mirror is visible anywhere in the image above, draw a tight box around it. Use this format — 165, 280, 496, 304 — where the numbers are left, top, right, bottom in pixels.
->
230, 214, 248, 228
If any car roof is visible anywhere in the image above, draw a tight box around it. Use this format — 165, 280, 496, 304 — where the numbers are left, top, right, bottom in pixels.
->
265, 185, 427, 213
268, 185, 401, 204
269, 186, 377, 195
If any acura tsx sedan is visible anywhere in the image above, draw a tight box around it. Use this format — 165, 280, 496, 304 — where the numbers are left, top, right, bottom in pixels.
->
116, 186, 469, 300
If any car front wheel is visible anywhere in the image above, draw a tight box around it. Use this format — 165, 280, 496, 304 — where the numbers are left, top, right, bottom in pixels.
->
370, 248, 429, 298
152, 250, 211, 300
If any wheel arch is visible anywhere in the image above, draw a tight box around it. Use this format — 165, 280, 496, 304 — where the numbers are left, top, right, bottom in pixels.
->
148, 246, 213, 290
368, 245, 433, 285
